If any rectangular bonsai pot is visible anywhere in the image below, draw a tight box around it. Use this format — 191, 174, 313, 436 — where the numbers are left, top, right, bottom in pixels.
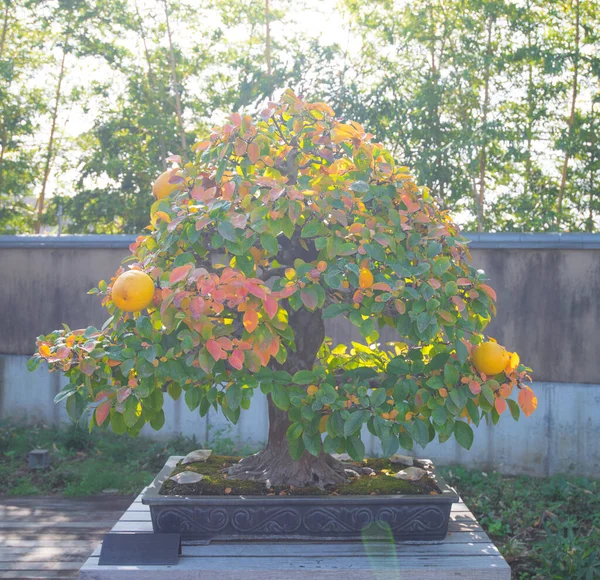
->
141, 456, 459, 543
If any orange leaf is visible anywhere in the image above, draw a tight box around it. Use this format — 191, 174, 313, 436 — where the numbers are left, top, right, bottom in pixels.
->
518, 386, 538, 417
469, 380, 481, 395
153, 210, 171, 223
505, 351, 520, 373
479, 284, 497, 302
234, 139, 247, 156
395, 299, 406, 314
439, 388, 448, 398
170, 264, 193, 285
495, 397, 507, 415
39, 344, 51, 358
438, 310, 453, 322
372, 282, 392, 291
499, 383, 513, 398
243, 309, 259, 333
229, 349, 244, 370
95, 400, 111, 427
244, 280, 267, 300
359, 268, 374, 289
400, 194, 420, 213
206, 339, 224, 361
247, 142, 260, 164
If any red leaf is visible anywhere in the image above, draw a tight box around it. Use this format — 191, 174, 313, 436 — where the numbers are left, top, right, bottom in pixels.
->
457, 278, 471, 286
190, 186, 216, 202
247, 142, 260, 164
518, 386, 538, 417
451, 296, 466, 312
263, 295, 278, 319
231, 112, 242, 126
273, 285, 297, 299
206, 339, 224, 361
300, 288, 318, 310
95, 400, 111, 427
244, 280, 267, 300
469, 380, 481, 395
394, 299, 406, 314
234, 139, 247, 156
229, 349, 244, 370
170, 264, 193, 285
230, 213, 247, 229
223, 181, 236, 199
479, 284, 497, 302
400, 193, 420, 213
189, 296, 205, 320
243, 309, 259, 333
371, 282, 392, 292
80, 359, 97, 376
495, 397, 507, 415
117, 387, 132, 404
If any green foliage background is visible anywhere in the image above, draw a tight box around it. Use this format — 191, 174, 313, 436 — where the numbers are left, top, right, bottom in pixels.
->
1, 0, 599, 233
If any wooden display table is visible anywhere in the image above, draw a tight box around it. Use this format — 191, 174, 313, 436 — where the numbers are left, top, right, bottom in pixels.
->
79, 494, 510, 579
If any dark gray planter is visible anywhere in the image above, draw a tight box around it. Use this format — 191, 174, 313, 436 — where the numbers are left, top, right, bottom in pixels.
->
141, 456, 459, 543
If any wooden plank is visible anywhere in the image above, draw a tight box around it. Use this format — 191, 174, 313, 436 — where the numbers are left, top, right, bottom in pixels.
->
0, 547, 95, 563
79, 554, 510, 580
0, 573, 77, 579
0, 521, 120, 530
0, 563, 82, 571
0, 540, 101, 549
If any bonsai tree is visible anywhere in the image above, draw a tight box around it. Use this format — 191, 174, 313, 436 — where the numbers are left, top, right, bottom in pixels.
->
30, 90, 537, 488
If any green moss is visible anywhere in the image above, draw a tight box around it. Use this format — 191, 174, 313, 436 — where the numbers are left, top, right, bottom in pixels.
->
159, 456, 439, 497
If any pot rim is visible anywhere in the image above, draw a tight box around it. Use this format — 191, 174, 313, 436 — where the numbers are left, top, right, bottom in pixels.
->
141, 455, 460, 506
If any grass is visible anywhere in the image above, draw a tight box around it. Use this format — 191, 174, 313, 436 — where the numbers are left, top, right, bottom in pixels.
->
1, 421, 598, 578
440, 466, 600, 579
0, 420, 256, 496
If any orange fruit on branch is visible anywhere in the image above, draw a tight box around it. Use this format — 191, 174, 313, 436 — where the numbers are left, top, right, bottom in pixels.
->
111, 270, 155, 312
471, 342, 510, 376
152, 169, 183, 200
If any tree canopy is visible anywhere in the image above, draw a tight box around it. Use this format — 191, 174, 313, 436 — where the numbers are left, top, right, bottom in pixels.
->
31, 91, 536, 471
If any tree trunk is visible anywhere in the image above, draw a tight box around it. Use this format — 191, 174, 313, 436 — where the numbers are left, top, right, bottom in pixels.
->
524, 6, 534, 199
35, 41, 67, 234
162, 0, 188, 162
135, 0, 167, 170
228, 306, 348, 488
557, 0, 580, 228
265, 0, 271, 76
476, 16, 494, 233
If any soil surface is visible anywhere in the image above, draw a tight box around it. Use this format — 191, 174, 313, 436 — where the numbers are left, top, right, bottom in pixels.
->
159, 455, 442, 497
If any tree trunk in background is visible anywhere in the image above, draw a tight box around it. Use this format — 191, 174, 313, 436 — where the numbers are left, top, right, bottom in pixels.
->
227, 306, 347, 488
162, 0, 188, 162
524, 5, 534, 199
476, 16, 494, 233
265, 0, 271, 76
557, 0, 580, 228
135, 0, 167, 171
0, 1, 11, 193
35, 42, 67, 234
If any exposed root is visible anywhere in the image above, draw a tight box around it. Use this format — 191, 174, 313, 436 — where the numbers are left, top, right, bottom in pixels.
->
227, 449, 349, 489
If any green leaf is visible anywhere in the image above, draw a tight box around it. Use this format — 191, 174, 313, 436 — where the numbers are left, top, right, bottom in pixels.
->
427, 352, 449, 371
455, 341, 469, 365
481, 383, 495, 406
150, 409, 165, 430
185, 388, 200, 411
343, 410, 368, 437
292, 370, 315, 384
432, 405, 447, 426
370, 388, 387, 407
54, 385, 78, 404
124, 397, 140, 427
225, 384, 243, 410
350, 180, 369, 193
454, 421, 474, 450
323, 435, 342, 454
303, 431, 322, 457
110, 409, 127, 435
301, 220, 324, 238
443, 364, 460, 388
381, 434, 400, 457
387, 356, 409, 375
466, 399, 480, 426
346, 435, 365, 461
507, 398, 521, 421
407, 419, 430, 447
300, 286, 319, 310
322, 303, 351, 319
286, 422, 304, 440
288, 436, 305, 461
260, 233, 279, 255
271, 383, 290, 411
217, 221, 237, 242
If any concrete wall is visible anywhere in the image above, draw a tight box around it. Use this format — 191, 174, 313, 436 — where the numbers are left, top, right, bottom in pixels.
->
3, 353, 599, 477
1, 234, 600, 476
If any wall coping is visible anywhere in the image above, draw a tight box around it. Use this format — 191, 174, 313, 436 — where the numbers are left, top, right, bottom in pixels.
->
1, 232, 600, 250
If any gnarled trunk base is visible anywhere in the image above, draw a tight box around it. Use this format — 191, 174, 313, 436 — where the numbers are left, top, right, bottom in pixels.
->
228, 301, 349, 488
